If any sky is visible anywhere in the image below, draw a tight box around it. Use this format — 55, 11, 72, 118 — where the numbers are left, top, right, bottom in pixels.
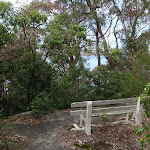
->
2, 0, 32, 8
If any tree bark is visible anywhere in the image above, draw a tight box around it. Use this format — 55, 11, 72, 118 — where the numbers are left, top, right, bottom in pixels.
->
96, 31, 100, 66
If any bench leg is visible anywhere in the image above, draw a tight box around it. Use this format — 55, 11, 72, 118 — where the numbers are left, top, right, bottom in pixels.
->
135, 98, 142, 126
80, 115, 85, 127
135, 105, 142, 126
125, 113, 136, 126
125, 113, 129, 124
85, 101, 92, 135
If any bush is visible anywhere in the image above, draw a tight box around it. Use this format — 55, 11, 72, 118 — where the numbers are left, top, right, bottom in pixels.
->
91, 65, 121, 100
135, 83, 150, 149
30, 92, 56, 118
1, 55, 53, 116
91, 65, 149, 100
140, 83, 150, 117
119, 72, 147, 98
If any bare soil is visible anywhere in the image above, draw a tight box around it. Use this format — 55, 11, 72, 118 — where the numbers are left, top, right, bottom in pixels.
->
4, 109, 149, 150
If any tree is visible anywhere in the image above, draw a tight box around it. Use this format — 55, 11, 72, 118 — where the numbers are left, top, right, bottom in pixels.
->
0, 1, 14, 104
0, 1, 54, 116
42, 13, 88, 72
56, 0, 150, 70
0, 0, 149, 117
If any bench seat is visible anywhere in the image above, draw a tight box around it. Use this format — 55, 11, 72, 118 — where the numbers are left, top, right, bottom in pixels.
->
70, 98, 142, 135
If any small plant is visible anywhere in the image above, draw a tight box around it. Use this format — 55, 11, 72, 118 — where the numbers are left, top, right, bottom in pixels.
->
139, 83, 150, 118
135, 123, 150, 149
135, 83, 150, 149
30, 91, 56, 118
99, 113, 110, 126
74, 143, 92, 150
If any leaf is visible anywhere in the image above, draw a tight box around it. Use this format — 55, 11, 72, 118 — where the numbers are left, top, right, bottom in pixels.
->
138, 139, 145, 149
146, 134, 150, 139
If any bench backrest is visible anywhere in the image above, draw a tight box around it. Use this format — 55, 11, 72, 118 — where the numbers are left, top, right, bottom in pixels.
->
70, 97, 142, 135
71, 98, 137, 115
71, 98, 136, 108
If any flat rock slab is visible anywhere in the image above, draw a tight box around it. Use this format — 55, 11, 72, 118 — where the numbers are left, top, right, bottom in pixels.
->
13, 110, 78, 150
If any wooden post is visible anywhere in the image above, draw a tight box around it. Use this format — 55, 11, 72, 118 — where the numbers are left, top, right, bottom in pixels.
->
135, 97, 142, 126
80, 115, 85, 127
125, 113, 129, 124
85, 101, 92, 135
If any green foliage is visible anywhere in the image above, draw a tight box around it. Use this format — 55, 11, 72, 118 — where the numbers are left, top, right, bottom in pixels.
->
40, 13, 93, 111
91, 65, 121, 99
0, 1, 12, 19
135, 83, 150, 149
0, 0, 149, 123
135, 123, 150, 149
13, 9, 47, 28
30, 92, 56, 118
74, 143, 92, 150
119, 72, 147, 98
108, 48, 122, 62
26, 10, 47, 24
49, 65, 92, 109
0, 1, 14, 47
91, 65, 149, 100
0, 25, 12, 46
99, 113, 110, 126
139, 83, 150, 118
91, 65, 127, 99
43, 14, 87, 68
1, 54, 53, 116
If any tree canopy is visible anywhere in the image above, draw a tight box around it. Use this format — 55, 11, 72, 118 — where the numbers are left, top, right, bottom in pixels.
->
0, 0, 149, 117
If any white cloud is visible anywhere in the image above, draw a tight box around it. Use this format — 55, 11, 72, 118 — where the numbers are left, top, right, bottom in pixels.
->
1, 0, 32, 8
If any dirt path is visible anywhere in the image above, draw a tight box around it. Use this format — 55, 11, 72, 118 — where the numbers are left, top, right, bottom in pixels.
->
12, 110, 149, 150
13, 110, 77, 150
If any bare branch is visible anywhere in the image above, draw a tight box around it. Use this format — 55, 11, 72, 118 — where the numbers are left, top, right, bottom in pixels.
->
114, 18, 119, 48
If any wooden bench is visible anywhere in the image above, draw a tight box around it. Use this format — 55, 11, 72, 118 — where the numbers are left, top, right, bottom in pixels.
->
70, 97, 142, 135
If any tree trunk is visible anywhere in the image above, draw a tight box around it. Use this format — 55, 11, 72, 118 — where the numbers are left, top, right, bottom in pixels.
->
0, 82, 4, 100
70, 56, 74, 63
97, 23, 118, 70
96, 31, 100, 66
86, 0, 118, 70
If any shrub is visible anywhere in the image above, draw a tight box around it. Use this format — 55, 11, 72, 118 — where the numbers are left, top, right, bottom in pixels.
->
135, 83, 150, 149
91, 65, 148, 100
91, 65, 121, 100
140, 83, 150, 117
30, 92, 56, 118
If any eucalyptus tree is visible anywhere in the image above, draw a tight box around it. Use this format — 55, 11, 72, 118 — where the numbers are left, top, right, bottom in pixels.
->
0, 1, 14, 58
110, 0, 150, 73
41, 13, 92, 106
42, 13, 89, 77
0, 1, 14, 105
0, 1, 56, 116
111, 0, 150, 43
12, 7, 47, 52
56, 0, 150, 71
55, 0, 119, 68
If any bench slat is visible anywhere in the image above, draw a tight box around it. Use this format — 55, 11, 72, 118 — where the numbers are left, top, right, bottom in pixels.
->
71, 101, 87, 108
71, 98, 136, 108
92, 110, 136, 116
92, 105, 136, 114
70, 105, 136, 116
70, 110, 86, 116
92, 98, 136, 106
